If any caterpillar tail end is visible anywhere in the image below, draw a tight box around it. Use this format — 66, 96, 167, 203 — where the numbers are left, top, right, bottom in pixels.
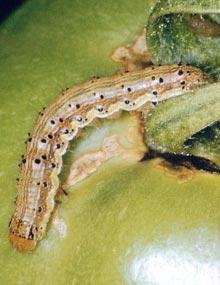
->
9, 232, 37, 252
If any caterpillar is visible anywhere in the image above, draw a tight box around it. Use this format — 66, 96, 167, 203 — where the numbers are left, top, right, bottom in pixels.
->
9, 64, 209, 251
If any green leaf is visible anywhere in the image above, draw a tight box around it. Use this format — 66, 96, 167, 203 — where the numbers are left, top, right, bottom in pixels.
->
146, 83, 220, 163
146, 0, 220, 79
146, 0, 220, 165
184, 121, 220, 165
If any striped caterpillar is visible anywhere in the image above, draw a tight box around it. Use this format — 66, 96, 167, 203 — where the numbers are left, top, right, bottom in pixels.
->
9, 64, 209, 251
